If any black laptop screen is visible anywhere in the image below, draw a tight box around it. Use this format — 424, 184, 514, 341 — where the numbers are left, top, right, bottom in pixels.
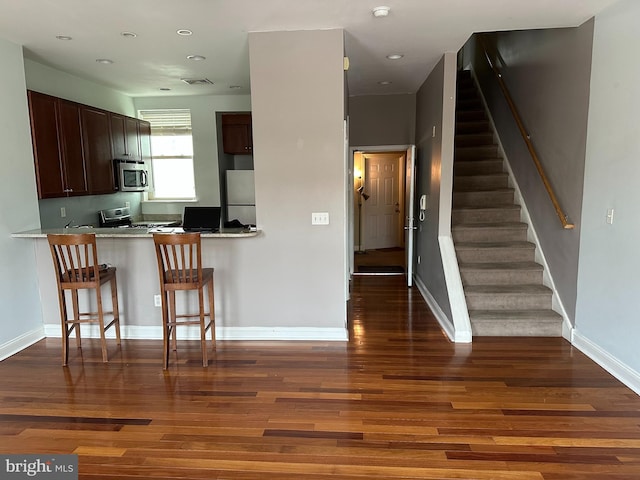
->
182, 207, 221, 232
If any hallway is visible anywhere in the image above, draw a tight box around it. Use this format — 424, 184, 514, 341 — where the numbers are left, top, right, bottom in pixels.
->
0, 276, 639, 478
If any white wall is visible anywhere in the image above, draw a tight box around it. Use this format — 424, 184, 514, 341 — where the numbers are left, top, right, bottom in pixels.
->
0, 40, 45, 356
25, 59, 135, 116
575, 0, 640, 385
248, 29, 347, 336
134, 95, 251, 213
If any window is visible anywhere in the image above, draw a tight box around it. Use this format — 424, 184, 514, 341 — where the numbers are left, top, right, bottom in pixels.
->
139, 109, 195, 199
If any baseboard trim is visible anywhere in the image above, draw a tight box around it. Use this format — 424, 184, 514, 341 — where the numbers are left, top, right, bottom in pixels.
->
413, 275, 456, 342
0, 327, 45, 361
572, 330, 640, 396
43, 324, 348, 342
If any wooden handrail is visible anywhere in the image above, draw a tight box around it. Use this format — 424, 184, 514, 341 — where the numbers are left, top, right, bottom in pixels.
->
480, 38, 574, 230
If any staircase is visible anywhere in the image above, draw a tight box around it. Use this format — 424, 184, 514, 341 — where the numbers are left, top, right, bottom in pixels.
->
452, 70, 562, 336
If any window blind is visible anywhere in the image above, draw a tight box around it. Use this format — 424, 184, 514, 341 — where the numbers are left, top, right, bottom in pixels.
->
138, 109, 192, 135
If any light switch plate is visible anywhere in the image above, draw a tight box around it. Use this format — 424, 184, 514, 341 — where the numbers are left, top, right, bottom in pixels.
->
312, 212, 329, 225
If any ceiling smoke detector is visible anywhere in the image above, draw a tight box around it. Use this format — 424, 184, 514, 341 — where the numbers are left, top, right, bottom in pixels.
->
181, 78, 214, 85
372, 6, 390, 17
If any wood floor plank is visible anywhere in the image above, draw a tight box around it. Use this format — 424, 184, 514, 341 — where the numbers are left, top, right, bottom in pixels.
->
1, 275, 640, 478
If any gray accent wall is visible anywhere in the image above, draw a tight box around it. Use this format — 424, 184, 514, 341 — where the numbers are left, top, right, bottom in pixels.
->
348, 94, 416, 146
576, 0, 640, 378
414, 54, 455, 323
0, 39, 44, 349
469, 23, 594, 322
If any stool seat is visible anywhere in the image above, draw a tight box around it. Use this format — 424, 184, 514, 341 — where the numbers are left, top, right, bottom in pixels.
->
47, 233, 121, 366
153, 232, 216, 369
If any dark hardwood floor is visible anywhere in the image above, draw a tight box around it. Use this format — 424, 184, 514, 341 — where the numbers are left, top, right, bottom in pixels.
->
1, 276, 640, 479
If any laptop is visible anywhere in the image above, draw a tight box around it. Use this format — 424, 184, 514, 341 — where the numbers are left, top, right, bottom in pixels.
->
182, 206, 221, 232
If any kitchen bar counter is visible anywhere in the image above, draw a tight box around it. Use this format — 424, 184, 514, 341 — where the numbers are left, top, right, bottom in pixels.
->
12, 227, 260, 238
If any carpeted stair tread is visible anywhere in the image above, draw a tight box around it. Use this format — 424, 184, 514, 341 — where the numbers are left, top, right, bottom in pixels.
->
459, 261, 542, 271
469, 309, 562, 321
464, 284, 552, 294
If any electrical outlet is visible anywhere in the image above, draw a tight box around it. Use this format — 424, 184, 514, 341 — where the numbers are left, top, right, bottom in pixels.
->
125, 201, 130, 208
154, 294, 162, 307
60, 207, 66, 218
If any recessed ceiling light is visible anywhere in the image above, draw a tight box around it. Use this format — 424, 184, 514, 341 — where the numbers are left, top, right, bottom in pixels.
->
386, 54, 404, 60
378, 81, 392, 85
96, 58, 114, 64
177, 29, 193, 36
372, 6, 390, 17
55, 35, 73, 41
186, 54, 206, 61
121, 31, 137, 38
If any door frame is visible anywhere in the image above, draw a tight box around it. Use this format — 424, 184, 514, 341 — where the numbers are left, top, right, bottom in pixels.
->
348, 144, 416, 279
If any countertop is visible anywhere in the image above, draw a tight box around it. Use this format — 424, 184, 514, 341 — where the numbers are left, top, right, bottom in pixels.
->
11, 226, 260, 238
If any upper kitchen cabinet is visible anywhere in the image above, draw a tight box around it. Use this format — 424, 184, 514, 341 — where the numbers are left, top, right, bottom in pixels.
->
110, 114, 147, 161
82, 106, 116, 195
138, 120, 151, 162
221, 113, 253, 155
28, 91, 89, 198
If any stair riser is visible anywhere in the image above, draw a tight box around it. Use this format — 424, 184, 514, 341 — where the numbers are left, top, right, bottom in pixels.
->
465, 294, 552, 310
453, 227, 527, 243
454, 160, 504, 175
457, 110, 486, 122
456, 146, 499, 160
457, 101, 483, 112
453, 191, 514, 207
460, 269, 543, 286
456, 122, 492, 135
454, 175, 509, 190
471, 321, 562, 336
452, 208, 521, 224
455, 247, 535, 263
455, 134, 494, 147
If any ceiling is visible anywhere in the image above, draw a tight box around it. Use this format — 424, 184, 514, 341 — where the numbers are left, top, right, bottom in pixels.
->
0, 0, 619, 98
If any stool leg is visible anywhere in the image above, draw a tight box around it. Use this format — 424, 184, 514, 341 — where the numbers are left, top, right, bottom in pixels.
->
168, 292, 177, 352
71, 289, 81, 349
198, 287, 207, 367
96, 284, 108, 363
208, 277, 216, 347
160, 291, 170, 370
58, 289, 70, 366
110, 275, 121, 345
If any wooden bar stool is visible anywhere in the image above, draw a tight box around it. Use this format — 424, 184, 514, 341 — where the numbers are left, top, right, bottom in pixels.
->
153, 233, 215, 369
47, 233, 121, 366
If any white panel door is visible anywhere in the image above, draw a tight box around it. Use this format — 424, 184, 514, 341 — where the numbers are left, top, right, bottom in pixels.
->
364, 155, 400, 250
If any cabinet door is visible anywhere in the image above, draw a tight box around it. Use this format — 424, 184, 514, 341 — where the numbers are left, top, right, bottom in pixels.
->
110, 113, 127, 159
138, 120, 152, 162
28, 91, 65, 198
82, 107, 115, 194
221, 114, 253, 155
58, 100, 89, 196
125, 117, 141, 160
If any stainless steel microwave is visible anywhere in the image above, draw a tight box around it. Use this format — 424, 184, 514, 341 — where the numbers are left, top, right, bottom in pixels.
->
115, 160, 149, 192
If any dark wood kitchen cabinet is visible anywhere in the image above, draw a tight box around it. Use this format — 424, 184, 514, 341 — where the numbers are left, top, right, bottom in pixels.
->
82, 106, 116, 194
110, 113, 148, 162
221, 113, 253, 154
28, 91, 89, 198
28, 90, 152, 198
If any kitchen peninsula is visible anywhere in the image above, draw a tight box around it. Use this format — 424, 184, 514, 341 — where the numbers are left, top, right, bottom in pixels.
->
12, 227, 262, 343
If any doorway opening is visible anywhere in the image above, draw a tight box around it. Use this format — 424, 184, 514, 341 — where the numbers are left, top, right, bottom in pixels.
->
350, 146, 416, 280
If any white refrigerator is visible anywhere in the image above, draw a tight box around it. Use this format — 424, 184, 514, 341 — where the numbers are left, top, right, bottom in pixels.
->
226, 170, 256, 225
